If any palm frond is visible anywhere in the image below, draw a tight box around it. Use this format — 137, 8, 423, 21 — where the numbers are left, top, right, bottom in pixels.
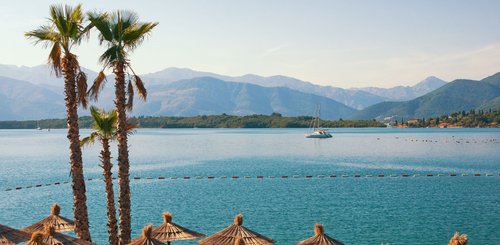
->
87, 11, 113, 44
88, 70, 107, 101
76, 71, 88, 108
123, 22, 158, 51
133, 75, 147, 100
80, 132, 98, 147
126, 79, 134, 111
48, 43, 62, 76
25, 25, 60, 47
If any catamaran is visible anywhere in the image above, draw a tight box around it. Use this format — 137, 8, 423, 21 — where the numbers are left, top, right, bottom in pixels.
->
305, 105, 332, 138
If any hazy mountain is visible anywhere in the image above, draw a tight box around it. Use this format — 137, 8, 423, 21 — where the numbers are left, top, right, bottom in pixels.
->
0, 64, 99, 94
144, 67, 386, 109
132, 77, 357, 119
0, 76, 65, 120
352, 74, 500, 120
354, 76, 447, 101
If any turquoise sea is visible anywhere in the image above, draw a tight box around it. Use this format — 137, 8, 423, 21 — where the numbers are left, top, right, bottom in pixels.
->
0, 128, 499, 244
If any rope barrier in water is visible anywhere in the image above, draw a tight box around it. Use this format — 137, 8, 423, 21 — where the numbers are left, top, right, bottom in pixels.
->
4, 173, 499, 192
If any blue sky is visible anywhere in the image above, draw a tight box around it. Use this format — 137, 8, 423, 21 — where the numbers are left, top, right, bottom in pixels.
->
1, 0, 499, 88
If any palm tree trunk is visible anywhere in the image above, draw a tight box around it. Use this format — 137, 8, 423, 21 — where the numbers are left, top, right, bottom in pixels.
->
114, 61, 132, 244
101, 138, 119, 245
62, 55, 91, 241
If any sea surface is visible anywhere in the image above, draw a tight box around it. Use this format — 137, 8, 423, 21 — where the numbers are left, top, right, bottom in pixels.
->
0, 128, 499, 244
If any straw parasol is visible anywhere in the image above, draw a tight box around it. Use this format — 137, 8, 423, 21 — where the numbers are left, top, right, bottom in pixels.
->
198, 214, 275, 245
295, 224, 345, 245
26, 225, 93, 245
152, 212, 205, 245
448, 232, 468, 245
22, 203, 75, 233
129, 225, 166, 245
0, 223, 31, 245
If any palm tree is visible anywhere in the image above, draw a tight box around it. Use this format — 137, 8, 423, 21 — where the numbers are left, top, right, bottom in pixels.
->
81, 106, 138, 245
25, 4, 92, 241
87, 11, 157, 244
81, 106, 118, 245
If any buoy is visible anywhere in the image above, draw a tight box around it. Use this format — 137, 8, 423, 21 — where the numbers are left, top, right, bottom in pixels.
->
183, 176, 191, 179
354, 174, 361, 178
378, 174, 384, 177
282, 176, 289, 179
35, 184, 42, 187
26, 186, 33, 188
256, 176, 264, 179
207, 176, 215, 179
330, 175, 337, 178
402, 174, 409, 177
426, 173, 433, 177
474, 174, 481, 176
450, 174, 457, 177
231, 176, 239, 179
158, 176, 165, 179
305, 175, 313, 178
54, 182, 60, 185
15, 187, 22, 190
134, 177, 140, 180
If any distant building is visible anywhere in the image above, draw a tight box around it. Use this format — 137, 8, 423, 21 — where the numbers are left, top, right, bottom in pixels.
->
407, 118, 420, 124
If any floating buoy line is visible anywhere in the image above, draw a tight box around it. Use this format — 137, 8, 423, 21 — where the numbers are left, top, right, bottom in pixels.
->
3, 173, 499, 192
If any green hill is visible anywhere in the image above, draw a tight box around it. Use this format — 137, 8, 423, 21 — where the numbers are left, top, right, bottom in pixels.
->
351, 73, 500, 120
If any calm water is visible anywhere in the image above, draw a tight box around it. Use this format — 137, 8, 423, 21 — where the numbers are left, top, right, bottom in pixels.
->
0, 128, 499, 244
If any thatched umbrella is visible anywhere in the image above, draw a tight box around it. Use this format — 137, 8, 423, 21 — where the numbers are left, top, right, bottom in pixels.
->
0, 223, 30, 245
152, 212, 205, 245
22, 203, 74, 233
295, 224, 344, 245
198, 214, 275, 245
448, 232, 468, 245
26, 225, 93, 245
129, 225, 166, 245
25, 232, 46, 245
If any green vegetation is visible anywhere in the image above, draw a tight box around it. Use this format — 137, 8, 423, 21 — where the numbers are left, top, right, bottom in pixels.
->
398, 109, 500, 128
0, 113, 385, 129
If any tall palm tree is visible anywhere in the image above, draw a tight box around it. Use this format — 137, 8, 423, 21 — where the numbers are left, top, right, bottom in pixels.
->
25, 4, 92, 241
87, 11, 157, 244
81, 106, 138, 245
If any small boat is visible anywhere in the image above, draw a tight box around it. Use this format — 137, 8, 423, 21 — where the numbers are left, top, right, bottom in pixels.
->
305, 105, 332, 138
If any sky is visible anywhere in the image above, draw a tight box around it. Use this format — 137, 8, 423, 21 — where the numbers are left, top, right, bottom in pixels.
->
1, 0, 499, 88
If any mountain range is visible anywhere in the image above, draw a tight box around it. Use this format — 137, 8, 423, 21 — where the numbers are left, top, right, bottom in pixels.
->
1, 63, 498, 121
352, 73, 500, 120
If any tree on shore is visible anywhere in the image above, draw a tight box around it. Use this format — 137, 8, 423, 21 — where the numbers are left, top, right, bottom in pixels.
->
87, 11, 157, 244
81, 106, 138, 245
25, 4, 92, 241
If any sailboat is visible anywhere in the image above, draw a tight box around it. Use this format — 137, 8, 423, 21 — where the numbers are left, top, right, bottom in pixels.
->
36, 120, 42, 130
305, 105, 332, 138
